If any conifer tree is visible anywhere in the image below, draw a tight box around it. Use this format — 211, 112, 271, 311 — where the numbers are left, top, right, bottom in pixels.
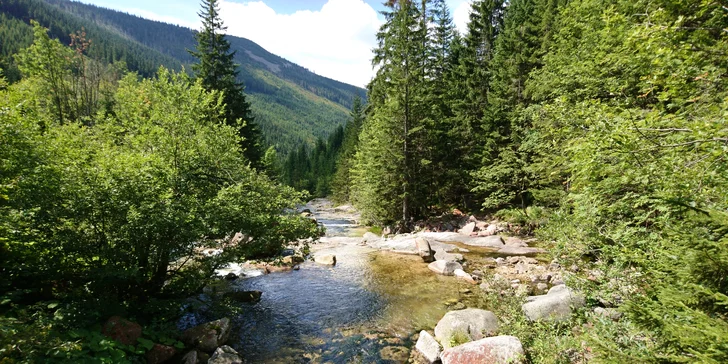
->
189, 0, 262, 166
352, 0, 429, 227
447, 0, 505, 208
331, 96, 365, 203
472, 0, 548, 209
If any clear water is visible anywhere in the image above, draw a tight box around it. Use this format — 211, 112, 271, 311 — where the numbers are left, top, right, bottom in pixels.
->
198, 200, 478, 363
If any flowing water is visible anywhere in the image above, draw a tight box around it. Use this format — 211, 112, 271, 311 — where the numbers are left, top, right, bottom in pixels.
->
196, 200, 480, 363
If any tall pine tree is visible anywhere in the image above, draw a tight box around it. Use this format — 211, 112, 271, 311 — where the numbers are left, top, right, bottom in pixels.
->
189, 0, 262, 166
352, 0, 429, 228
447, 0, 505, 209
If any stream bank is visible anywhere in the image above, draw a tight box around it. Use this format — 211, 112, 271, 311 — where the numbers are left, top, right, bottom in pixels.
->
184, 198, 565, 363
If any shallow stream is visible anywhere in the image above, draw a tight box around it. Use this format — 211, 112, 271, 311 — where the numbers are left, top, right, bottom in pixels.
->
198, 200, 481, 363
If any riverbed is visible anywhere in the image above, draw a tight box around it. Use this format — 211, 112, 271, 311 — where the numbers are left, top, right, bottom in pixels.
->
223, 199, 479, 363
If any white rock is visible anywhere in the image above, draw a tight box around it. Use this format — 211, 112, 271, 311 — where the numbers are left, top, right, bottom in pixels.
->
415, 330, 442, 363
434, 309, 499, 349
314, 254, 336, 266
428, 260, 463, 276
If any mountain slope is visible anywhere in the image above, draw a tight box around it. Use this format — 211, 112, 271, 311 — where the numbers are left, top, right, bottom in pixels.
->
0, 0, 366, 154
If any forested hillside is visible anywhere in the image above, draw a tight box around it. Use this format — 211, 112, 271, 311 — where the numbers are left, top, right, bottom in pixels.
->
0, 0, 366, 154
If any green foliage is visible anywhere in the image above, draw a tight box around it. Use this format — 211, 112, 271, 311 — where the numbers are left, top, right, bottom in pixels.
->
189, 0, 262, 166
0, 0, 365, 157
331, 96, 365, 203
1, 39, 319, 358
283, 126, 344, 197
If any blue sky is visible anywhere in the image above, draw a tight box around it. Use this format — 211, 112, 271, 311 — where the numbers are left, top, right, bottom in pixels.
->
76, 0, 473, 86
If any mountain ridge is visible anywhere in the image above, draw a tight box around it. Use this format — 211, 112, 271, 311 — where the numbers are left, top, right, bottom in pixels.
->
0, 0, 366, 154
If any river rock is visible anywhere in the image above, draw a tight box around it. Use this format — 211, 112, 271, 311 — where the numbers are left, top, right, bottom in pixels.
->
146, 343, 176, 364
522, 286, 585, 322
459, 222, 476, 236
181, 350, 209, 364
497, 246, 546, 256
428, 260, 463, 276
363, 232, 380, 242
314, 254, 336, 265
434, 249, 464, 262
461, 235, 504, 248
434, 309, 499, 348
265, 264, 292, 273
208, 345, 242, 364
181, 318, 232, 352
101, 316, 142, 346
415, 330, 442, 363
454, 269, 476, 284
416, 237, 435, 262
440, 336, 524, 364
223, 290, 262, 303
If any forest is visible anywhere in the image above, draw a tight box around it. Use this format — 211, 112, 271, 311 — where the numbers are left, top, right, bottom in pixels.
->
2, 0, 728, 362
0, 0, 364, 155
295, 0, 728, 361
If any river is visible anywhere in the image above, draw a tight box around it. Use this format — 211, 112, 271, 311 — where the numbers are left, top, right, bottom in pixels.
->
192, 199, 480, 363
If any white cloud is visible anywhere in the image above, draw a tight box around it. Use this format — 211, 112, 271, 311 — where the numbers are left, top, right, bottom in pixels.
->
451, 0, 472, 35
219, 0, 382, 88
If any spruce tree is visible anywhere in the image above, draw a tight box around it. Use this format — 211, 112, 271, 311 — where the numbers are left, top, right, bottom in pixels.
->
189, 0, 262, 166
447, 0, 505, 209
352, 0, 429, 227
331, 96, 365, 203
471, 0, 547, 209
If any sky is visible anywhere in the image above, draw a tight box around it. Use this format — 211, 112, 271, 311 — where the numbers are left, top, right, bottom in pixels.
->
76, 0, 474, 88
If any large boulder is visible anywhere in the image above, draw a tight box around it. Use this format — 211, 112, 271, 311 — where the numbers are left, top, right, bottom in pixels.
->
428, 260, 463, 276
459, 222, 476, 236
208, 345, 243, 364
460, 235, 504, 248
101, 316, 142, 346
454, 269, 476, 284
440, 336, 524, 364
522, 285, 585, 322
434, 249, 464, 262
416, 237, 435, 262
146, 344, 176, 364
181, 318, 232, 352
181, 350, 209, 364
497, 246, 546, 256
314, 254, 337, 265
434, 308, 499, 348
415, 330, 442, 364
362, 232, 380, 242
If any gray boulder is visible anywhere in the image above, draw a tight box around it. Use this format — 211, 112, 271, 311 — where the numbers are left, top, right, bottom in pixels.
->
362, 232, 380, 242
497, 246, 546, 256
416, 237, 435, 262
428, 260, 463, 276
522, 285, 585, 322
415, 330, 442, 364
440, 336, 524, 364
208, 345, 242, 364
459, 222, 476, 236
434, 249, 464, 262
434, 308, 499, 348
181, 318, 231, 352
